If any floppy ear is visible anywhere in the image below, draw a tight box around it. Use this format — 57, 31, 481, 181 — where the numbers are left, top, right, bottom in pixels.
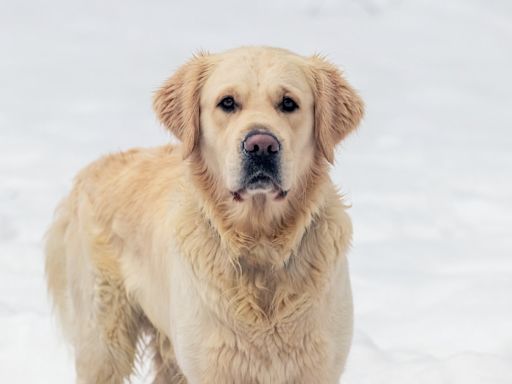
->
308, 56, 364, 164
153, 54, 211, 158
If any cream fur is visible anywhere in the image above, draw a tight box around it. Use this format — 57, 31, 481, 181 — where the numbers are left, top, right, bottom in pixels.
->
45, 47, 364, 384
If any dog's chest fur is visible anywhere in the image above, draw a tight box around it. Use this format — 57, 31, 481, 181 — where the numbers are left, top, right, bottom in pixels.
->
166, 199, 350, 383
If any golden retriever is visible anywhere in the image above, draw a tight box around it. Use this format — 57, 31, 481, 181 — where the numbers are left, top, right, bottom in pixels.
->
45, 46, 364, 384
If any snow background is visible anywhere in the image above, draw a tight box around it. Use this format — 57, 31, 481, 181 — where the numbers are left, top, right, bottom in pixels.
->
1, 0, 511, 382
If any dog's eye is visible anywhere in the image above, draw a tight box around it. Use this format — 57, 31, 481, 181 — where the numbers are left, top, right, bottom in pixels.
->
218, 96, 237, 113
279, 97, 299, 113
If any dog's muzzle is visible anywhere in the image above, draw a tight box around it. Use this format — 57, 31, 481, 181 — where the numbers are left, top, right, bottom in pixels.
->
231, 130, 287, 201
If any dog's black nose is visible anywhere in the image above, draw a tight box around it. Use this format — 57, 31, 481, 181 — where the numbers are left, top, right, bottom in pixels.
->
243, 132, 280, 156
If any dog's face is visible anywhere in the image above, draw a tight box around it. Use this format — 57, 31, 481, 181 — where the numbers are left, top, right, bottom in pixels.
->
154, 47, 364, 203
199, 49, 315, 201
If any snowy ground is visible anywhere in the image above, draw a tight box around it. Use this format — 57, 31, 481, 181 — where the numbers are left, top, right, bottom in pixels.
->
1, 0, 511, 382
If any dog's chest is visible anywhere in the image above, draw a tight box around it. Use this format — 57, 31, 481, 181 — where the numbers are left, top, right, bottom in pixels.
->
168, 251, 334, 384
214, 322, 328, 383
174, 301, 330, 384
167, 203, 350, 383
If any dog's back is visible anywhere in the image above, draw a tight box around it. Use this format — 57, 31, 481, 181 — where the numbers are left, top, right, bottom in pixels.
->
45, 145, 187, 382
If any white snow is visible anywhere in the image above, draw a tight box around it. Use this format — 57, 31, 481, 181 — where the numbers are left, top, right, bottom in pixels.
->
1, 0, 511, 382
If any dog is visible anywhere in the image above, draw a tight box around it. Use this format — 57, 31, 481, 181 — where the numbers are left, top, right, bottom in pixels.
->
45, 46, 364, 383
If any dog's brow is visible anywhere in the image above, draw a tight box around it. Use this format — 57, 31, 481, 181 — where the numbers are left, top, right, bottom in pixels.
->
276, 85, 303, 103
280, 79, 310, 93
214, 86, 241, 104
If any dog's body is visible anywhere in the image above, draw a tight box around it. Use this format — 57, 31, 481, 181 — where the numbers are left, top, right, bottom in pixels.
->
45, 47, 363, 383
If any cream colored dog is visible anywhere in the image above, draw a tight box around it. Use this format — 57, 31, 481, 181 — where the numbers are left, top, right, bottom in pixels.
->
45, 46, 364, 384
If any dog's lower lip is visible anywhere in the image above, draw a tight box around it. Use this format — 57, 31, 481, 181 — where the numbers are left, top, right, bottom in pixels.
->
247, 174, 274, 186
231, 183, 288, 202
245, 174, 278, 192
231, 172, 288, 202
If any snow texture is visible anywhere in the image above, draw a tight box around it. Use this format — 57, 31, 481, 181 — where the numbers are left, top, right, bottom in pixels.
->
1, 0, 511, 382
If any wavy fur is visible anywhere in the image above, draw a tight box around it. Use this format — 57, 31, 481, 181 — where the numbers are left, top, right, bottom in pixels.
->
45, 47, 363, 384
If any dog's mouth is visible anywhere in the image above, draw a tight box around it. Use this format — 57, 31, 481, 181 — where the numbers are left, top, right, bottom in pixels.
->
231, 172, 287, 202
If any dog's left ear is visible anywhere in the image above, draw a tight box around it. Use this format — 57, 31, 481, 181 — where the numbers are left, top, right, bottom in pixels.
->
153, 53, 212, 158
307, 56, 364, 164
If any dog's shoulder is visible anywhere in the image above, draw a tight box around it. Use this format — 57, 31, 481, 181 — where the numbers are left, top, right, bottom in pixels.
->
74, 145, 178, 185
66, 144, 184, 229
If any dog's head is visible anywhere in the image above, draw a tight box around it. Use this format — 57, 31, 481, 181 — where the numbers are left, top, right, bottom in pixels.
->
154, 47, 363, 204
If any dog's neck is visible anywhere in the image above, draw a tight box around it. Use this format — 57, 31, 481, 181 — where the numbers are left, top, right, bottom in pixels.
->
175, 154, 347, 328
185, 151, 331, 268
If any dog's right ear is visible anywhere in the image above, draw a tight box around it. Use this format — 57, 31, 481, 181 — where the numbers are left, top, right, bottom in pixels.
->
153, 53, 212, 158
